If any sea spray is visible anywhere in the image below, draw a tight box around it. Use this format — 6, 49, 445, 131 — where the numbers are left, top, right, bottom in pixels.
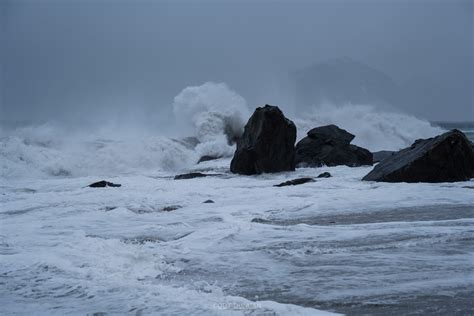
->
0, 83, 446, 179
0, 126, 195, 179
294, 103, 444, 151
173, 82, 250, 158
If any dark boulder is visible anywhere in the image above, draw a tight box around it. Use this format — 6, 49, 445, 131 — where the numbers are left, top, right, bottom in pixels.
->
274, 177, 315, 187
307, 124, 354, 144
295, 124, 372, 167
317, 172, 332, 178
372, 150, 395, 163
362, 129, 474, 182
203, 199, 215, 203
230, 105, 297, 175
89, 181, 121, 188
174, 172, 208, 180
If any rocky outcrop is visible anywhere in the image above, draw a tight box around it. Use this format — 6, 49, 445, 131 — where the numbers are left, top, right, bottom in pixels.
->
362, 129, 474, 182
317, 172, 332, 178
89, 181, 121, 188
230, 105, 297, 175
274, 177, 315, 187
174, 172, 208, 180
307, 124, 355, 144
295, 124, 372, 167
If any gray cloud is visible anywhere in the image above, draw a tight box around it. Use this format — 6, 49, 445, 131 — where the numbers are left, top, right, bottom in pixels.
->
1, 0, 472, 125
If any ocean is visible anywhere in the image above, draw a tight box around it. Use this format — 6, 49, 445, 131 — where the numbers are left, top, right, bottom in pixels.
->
1, 99, 473, 315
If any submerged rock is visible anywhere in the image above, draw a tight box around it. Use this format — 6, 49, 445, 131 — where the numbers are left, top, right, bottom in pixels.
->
198, 155, 222, 164
372, 150, 395, 163
251, 218, 272, 223
162, 205, 182, 212
274, 177, 315, 187
174, 172, 208, 180
317, 172, 332, 178
88, 181, 121, 188
230, 105, 297, 175
362, 129, 474, 182
295, 124, 372, 167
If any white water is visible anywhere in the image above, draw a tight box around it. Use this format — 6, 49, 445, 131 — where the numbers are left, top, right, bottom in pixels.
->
1, 82, 472, 315
1, 159, 473, 315
0, 82, 443, 180
173, 82, 250, 159
294, 103, 443, 151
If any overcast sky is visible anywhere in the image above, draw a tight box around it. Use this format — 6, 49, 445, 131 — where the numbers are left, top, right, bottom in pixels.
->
1, 0, 472, 125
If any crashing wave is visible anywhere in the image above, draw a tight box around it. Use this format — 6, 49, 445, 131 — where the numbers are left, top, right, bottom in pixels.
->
173, 82, 250, 158
0, 83, 446, 179
294, 103, 443, 151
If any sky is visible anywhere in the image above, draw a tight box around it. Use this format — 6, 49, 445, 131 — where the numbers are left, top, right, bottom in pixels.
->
1, 0, 473, 126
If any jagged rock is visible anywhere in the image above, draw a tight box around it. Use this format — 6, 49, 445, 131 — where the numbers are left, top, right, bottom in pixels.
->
295, 124, 372, 167
317, 172, 332, 178
174, 172, 208, 180
230, 105, 297, 175
88, 181, 121, 188
362, 129, 474, 182
198, 155, 222, 164
372, 150, 395, 163
274, 177, 315, 187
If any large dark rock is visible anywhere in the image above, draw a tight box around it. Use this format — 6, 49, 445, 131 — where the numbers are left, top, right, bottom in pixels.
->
295, 124, 372, 167
230, 105, 297, 175
362, 129, 474, 182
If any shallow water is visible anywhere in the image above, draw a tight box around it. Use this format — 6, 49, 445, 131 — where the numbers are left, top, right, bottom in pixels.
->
1, 159, 474, 315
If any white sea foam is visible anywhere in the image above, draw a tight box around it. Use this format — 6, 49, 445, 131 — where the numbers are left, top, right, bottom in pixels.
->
1, 159, 473, 314
0, 83, 448, 180
0, 124, 196, 179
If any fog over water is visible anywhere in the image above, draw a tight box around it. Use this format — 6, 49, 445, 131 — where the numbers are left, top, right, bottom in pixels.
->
1, 0, 472, 129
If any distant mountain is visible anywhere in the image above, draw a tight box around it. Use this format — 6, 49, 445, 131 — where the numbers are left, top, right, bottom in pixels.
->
290, 57, 401, 109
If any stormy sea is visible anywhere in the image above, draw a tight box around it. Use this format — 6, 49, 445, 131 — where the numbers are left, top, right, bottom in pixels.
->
1, 83, 473, 315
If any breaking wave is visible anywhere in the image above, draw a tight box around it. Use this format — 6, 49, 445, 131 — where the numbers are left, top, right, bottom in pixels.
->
0, 124, 196, 179
173, 82, 250, 158
0, 83, 445, 179
295, 103, 443, 151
